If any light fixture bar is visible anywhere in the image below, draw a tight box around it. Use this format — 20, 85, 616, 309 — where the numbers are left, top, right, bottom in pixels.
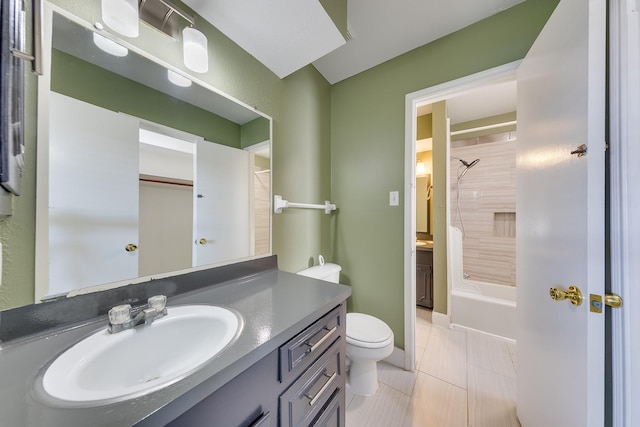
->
157, 0, 195, 26
139, 0, 195, 38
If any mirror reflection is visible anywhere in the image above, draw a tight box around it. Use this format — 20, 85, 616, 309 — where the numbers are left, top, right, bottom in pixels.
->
36, 12, 272, 300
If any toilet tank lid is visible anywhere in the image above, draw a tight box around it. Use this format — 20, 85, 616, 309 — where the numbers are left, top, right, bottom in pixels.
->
296, 263, 342, 279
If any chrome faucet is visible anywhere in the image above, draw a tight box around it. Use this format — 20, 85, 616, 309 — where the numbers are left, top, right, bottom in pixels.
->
107, 295, 168, 334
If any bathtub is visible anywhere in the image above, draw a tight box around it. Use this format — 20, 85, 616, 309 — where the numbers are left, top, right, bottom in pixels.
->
448, 226, 517, 341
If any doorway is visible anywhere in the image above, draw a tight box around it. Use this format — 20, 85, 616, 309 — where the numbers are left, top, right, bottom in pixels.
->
403, 61, 520, 371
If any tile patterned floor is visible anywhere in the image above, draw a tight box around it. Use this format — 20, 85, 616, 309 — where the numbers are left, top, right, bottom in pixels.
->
346, 308, 521, 427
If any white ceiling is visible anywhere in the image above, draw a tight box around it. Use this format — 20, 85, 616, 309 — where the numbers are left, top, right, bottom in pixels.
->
182, 0, 346, 79
314, 0, 525, 84
183, 0, 525, 84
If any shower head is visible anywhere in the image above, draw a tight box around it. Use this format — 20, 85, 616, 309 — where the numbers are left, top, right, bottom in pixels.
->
467, 158, 480, 168
457, 158, 480, 180
456, 158, 480, 168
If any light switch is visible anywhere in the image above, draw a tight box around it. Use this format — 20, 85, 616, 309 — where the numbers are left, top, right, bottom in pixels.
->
389, 191, 399, 206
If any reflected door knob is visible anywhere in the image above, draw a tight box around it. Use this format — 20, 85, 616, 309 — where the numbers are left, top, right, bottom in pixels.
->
549, 285, 583, 306
125, 243, 138, 252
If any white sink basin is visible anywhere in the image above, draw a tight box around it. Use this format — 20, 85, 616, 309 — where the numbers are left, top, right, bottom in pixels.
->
41, 305, 240, 405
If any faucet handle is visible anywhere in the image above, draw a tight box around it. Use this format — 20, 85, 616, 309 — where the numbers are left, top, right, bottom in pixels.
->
108, 304, 131, 325
148, 295, 167, 312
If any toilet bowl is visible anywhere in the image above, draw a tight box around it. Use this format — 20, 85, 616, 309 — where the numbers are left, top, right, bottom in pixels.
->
297, 259, 394, 396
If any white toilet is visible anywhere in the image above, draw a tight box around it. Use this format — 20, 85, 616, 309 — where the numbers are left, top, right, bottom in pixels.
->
297, 260, 394, 396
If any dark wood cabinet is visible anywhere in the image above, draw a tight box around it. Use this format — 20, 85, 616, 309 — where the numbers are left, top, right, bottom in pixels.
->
416, 250, 433, 309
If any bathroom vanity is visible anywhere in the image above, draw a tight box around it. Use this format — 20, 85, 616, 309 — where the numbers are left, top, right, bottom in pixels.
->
416, 242, 433, 309
0, 256, 351, 426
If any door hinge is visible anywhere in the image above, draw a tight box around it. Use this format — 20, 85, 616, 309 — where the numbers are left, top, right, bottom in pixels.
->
571, 144, 587, 157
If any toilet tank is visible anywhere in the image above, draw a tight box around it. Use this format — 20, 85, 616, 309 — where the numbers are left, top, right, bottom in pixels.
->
297, 263, 342, 283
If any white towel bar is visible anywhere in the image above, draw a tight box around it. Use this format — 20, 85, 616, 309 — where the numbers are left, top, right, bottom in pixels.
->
273, 195, 336, 214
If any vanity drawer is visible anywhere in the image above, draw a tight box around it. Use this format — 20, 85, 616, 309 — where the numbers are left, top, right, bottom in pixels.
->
310, 388, 344, 427
279, 305, 344, 382
279, 340, 343, 427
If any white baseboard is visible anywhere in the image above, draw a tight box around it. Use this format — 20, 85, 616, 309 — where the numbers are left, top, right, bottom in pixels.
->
432, 311, 451, 328
451, 323, 516, 344
383, 346, 405, 369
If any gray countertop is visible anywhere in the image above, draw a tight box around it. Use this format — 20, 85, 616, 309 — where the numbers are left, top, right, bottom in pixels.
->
0, 269, 351, 426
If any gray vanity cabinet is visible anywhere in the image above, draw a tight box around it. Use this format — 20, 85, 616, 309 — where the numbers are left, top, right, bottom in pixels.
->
165, 304, 346, 426
416, 250, 433, 309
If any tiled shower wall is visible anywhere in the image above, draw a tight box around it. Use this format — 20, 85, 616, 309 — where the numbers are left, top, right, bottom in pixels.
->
450, 138, 516, 287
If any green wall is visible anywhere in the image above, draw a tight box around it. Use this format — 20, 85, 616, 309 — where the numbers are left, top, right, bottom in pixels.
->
330, 0, 559, 348
0, 0, 332, 309
241, 117, 271, 148
52, 49, 243, 148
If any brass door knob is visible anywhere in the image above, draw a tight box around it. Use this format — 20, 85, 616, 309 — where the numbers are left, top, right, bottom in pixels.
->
605, 293, 623, 308
550, 285, 584, 306
197, 238, 207, 245
125, 243, 138, 252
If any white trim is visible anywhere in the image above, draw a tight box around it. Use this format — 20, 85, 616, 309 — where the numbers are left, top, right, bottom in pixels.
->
403, 61, 520, 371
609, 0, 638, 425
431, 311, 451, 329
451, 324, 516, 345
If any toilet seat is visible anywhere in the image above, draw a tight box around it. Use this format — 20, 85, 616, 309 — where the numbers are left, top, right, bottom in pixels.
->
346, 313, 393, 349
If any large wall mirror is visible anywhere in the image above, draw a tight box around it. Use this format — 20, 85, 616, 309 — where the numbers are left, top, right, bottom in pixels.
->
35, 4, 272, 302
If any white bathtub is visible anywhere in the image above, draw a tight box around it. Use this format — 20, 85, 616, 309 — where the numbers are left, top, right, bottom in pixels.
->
448, 226, 517, 341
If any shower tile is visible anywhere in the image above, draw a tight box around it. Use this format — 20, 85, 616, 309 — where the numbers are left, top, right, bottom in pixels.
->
346, 383, 410, 427
419, 326, 467, 389
467, 365, 519, 427
377, 361, 418, 395
467, 331, 516, 379
401, 372, 468, 427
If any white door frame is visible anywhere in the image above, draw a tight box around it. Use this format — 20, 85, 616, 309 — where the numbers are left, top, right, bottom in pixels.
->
403, 61, 520, 370
609, 0, 638, 425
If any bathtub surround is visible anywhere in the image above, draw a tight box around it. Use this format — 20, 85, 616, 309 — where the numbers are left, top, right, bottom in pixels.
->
450, 137, 516, 286
450, 225, 517, 340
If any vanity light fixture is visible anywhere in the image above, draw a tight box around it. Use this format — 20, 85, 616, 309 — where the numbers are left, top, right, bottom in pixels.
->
92, 33, 129, 57
101, 0, 139, 38
139, 0, 209, 74
167, 69, 192, 87
182, 27, 208, 73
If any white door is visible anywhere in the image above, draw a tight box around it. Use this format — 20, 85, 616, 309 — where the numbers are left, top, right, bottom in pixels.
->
194, 140, 251, 266
49, 93, 140, 295
516, 0, 606, 425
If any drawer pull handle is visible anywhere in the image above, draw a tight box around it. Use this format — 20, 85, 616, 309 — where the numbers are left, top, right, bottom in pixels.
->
307, 326, 337, 353
306, 372, 338, 406
249, 411, 270, 427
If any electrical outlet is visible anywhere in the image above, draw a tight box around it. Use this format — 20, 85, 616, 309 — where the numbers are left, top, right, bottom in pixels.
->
389, 191, 399, 206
